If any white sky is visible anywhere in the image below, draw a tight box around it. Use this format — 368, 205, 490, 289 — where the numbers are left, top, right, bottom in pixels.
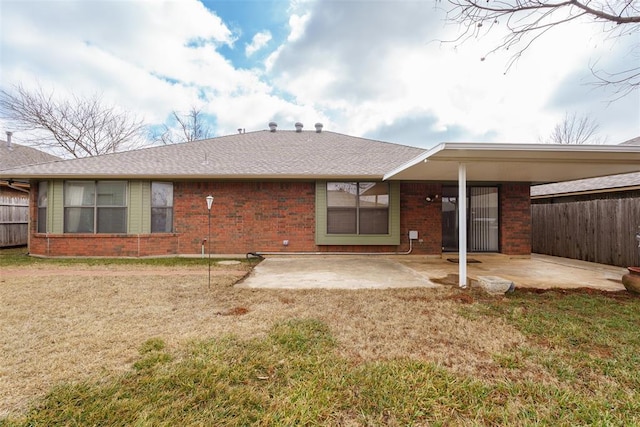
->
0, 0, 638, 150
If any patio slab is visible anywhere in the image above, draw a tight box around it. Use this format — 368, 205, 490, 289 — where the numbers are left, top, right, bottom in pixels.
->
398, 254, 626, 292
238, 256, 439, 289
238, 254, 628, 291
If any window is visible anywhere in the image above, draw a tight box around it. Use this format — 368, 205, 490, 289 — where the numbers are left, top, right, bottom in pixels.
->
327, 182, 389, 235
37, 181, 47, 233
151, 182, 173, 233
64, 181, 127, 233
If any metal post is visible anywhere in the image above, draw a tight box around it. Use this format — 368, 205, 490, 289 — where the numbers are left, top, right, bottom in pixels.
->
458, 163, 467, 288
206, 195, 214, 289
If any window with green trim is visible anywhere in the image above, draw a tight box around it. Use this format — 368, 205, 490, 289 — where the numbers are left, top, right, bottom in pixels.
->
64, 181, 127, 233
327, 182, 389, 235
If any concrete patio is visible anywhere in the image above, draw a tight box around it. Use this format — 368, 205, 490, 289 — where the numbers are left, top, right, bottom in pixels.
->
239, 253, 628, 291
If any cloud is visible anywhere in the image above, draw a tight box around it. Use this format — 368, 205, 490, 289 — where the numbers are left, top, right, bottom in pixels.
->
263, 0, 639, 145
1, 0, 637, 149
365, 112, 500, 148
543, 35, 640, 144
0, 0, 322, 139
245, 31, 272, 57
287, 12, 310, 42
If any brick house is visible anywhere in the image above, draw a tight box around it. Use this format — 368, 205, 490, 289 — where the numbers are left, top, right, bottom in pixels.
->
1, 124, 639, 270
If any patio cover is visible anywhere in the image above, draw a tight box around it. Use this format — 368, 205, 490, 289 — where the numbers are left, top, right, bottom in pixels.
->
383, 142, 640, 287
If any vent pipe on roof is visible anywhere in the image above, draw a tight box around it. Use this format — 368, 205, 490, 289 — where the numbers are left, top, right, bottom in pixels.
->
268, 122, 277, 132
5, 131, 12, 149
315, 123, 323, 133
237, 128, 242, 134
295, 122, 303, 132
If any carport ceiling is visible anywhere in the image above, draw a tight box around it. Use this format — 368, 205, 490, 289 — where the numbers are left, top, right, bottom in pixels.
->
384, 143, 640, 184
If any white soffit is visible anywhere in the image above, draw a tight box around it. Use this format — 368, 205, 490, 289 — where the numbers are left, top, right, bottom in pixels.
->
383, 143, 640, 184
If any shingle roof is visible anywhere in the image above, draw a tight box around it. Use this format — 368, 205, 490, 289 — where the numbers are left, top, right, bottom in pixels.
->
0, 141, 60, 170
620, 136, 640, 146
0, 130, 425, 180
531, 172, 640, 197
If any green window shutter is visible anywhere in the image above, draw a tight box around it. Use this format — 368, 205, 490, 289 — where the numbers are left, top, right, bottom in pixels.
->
315, 181, 400, 245
128, 181, 151, 234
50, 180, 64, 234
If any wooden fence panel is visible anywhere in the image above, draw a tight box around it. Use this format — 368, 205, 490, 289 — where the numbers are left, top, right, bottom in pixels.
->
532, 192, 640, 267
0, 194, 29, 247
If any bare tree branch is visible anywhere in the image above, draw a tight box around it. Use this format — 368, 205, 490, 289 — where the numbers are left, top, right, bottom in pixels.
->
542, 111, 603, 144
0, 83, 145, 158
152, 106, 213, 144
443, 0, 640, 95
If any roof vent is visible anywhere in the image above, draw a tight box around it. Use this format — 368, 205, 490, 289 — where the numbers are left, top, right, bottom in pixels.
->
6, 131, 12, 149
315, 123, 323, 133
268, 122, 277, 132
295, 122, 303, 132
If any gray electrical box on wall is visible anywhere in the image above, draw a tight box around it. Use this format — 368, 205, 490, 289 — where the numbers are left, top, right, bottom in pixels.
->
409, 230, 418, 240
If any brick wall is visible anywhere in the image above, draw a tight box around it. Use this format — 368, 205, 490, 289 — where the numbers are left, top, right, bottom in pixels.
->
174, 181, 317, 254
500, 183, 531, 256
28, 180, 531, 257
400, 183, 442, 254
29, 181, 318, 257
172, 181, 441, 255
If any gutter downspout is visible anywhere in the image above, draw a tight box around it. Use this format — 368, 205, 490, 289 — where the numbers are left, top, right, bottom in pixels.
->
5, 181, 30, 193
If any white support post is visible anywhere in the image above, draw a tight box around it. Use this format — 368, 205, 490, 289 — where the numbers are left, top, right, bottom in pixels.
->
458, 162, 467, 288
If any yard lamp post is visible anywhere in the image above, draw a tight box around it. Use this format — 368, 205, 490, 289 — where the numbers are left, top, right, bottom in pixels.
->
206, 195, 214, 289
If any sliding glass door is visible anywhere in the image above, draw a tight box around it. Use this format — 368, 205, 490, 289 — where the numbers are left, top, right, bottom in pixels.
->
442, 186, 499, 252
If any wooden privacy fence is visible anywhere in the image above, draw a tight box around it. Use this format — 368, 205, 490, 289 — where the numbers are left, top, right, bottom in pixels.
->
532, 191, 640, 267
0, 194, 29, 247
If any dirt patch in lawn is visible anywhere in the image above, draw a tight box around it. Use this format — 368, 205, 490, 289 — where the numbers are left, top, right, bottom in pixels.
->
1, 263, 551, 417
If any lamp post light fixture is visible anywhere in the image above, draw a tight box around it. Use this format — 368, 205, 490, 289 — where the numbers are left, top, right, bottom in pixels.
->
206, 195, 214, 289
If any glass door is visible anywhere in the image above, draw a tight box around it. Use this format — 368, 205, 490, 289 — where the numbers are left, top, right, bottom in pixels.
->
469, 187, 499, 252
442, 186, 499, 252
441, 187, 460, 252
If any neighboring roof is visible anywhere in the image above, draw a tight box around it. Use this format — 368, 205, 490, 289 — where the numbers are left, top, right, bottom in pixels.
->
531, 136, 640, 197
531, 172, 640, 197
0, 140, 60, 170
620, 136, 640, 146
0, 130, 425, 180
384, 142, 640, 184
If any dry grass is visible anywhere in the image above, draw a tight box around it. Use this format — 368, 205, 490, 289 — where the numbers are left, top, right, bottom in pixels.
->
0, 261, 543, 417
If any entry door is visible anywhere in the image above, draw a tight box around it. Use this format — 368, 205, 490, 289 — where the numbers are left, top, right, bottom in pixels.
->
441, 186, 499, 252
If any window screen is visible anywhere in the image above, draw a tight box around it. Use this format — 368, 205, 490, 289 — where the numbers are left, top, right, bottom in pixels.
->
151, 182, 173, 233
64, 181, 127, 233
37, 181, 48, 233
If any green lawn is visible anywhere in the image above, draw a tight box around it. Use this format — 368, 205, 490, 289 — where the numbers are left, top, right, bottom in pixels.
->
3, 285, 638, 426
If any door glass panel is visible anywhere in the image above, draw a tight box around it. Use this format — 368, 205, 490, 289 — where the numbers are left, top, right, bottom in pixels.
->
469, 187, 499, 251
442, 186, 499, 252
442, 187, 459, 251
